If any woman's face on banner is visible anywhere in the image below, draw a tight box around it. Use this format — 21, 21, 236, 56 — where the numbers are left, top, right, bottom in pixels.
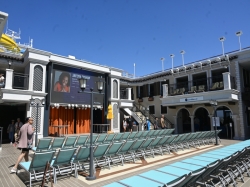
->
62, 76, 68, 86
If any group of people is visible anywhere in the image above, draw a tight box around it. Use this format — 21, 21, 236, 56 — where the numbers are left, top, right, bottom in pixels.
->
122, 115, 170, 132
153, 115, 169, 130
7, 117, 35, 174
7, 118, 24, 144
122, 115, 136, 132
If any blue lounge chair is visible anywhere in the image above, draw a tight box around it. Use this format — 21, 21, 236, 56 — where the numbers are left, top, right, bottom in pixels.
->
19, 151, 55, 187
73, 146, 90, 178
32, 138, 53, 152
63, 136, 78, 148
50, 137, 66, 150
74, 135, 89, 147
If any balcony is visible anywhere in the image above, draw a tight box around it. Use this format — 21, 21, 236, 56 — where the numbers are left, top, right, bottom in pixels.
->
119, 88, 134, 108
161, 72, 239, 106
13, 73, 29, 90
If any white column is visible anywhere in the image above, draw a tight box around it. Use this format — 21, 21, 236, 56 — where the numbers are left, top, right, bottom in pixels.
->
208, 115, 214, 130
173, 115, 177, 134
28, 64, 34, 91
5, 69, 13, 89
190, 115, 194, 132
126, 88, 132, 100
231, 115, 239, 139
162, 84, 168, 97
222, 72, 231, 90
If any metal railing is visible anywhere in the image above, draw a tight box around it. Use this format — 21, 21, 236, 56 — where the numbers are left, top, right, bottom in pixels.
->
13, 73, 29, 90
168, 75, 235, 95
120, 89, 128, 99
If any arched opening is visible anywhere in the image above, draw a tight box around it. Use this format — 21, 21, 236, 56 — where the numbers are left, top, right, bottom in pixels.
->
194, 108, 211, 131
177, 108, 191, 133
215, 106, 234, 139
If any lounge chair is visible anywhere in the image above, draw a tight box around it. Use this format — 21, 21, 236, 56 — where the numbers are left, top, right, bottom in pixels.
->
32, 138, 53, 152
19, 151, 55, 187
218, 81, 224, 89
73, 146, 90, 177
210, 82, 219, 91
196, 85, 205, 92
85, 134, 99, 145
63, 136, 78, 148
50, 137, 66, 150
188, 86, 197, 93
177, 88, 185, 95
95, 134, 107, 145
170, 89, 179, 96
74, 135, 89, 147
51, 148, 77, 183
105, 142, 124, 167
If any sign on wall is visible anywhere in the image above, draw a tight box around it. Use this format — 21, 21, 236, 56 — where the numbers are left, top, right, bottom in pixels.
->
212, 117, 220, 126
51, 64, 104, 105
180, 96, 203, 102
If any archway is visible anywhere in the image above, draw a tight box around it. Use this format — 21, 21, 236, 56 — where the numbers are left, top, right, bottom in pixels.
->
194, 107, 211, 131
177, 108, 191, 133
215, 106, 234, 139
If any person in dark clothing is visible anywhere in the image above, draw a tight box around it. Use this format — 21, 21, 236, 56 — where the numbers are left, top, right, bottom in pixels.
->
154, 117, 161, 130
126, 116, 133, 132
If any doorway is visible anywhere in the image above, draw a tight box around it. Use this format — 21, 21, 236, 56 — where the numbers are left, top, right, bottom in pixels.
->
194, 108, 211, 131
177, 108, 191, 133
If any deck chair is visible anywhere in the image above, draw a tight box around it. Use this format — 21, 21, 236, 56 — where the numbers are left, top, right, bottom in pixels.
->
63, 136, 78, 148
105, 142, 124, 166
51, 148, 77, 183
104, 133, 116, 144
171, 89, 179, 96
95, 134, 107, 145
19, 151, 55, 187
145, 136, 163, 157
177, 87, 185, 95
86, 134, 99, 145
136, 138, 155, 159
117, 140, 134, 164
128, 131, 137, 140
72, 146, 90, 178
134, 131, 143, 139
150, 129, 160, 138
93, 144, 111, 169
218, 81, 224, 89
188, 86, 197, 93
139, 131, 149, 139
74, 135, 89, 147
113, 133, 124, 142
154, 135, 172, 155
196, 85, 205, 92
169, 134, 185, 152
119, 132, 131, 141
32, 138, 53, 152
50, 137, 66, 150
210, 82, 219, 91
162, 135, 178, 154
126, 139, 145, 162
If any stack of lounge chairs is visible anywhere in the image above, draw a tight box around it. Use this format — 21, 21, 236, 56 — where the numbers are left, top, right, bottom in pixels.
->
18, 130, 221, 186
104, 139, 250, 187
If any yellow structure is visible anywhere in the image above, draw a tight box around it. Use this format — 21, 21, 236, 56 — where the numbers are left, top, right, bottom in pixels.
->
0, 34, 20, 53
107, 104, 114, 119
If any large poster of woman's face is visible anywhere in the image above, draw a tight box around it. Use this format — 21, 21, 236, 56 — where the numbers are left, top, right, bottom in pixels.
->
54, 71, 71, 93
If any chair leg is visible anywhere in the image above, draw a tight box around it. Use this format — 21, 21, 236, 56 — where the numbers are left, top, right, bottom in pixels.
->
30, 173, 32, 187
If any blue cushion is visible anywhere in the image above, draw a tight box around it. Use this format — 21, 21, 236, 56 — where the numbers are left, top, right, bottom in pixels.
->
157, 166, 189, 176
170, 162, 204, 171
139, 170, 178, 184
19, 161, 31, 171
102, 182, 126, 187
120, 176, 163, 187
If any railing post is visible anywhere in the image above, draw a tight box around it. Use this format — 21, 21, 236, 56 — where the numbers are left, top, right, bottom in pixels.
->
222, 72, 231, 90
5, 69, 13, 89
0, 127, 2, 151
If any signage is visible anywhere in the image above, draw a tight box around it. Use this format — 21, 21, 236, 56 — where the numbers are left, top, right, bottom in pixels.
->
180, 96, 203, 102
212, 117, 220, 127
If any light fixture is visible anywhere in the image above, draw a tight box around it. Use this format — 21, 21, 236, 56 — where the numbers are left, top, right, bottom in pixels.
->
30, 98, 35, 106
219, 36, 226, 56
235, 30, 243, 51
41, 99, 45, 105
79, 78, 87, 91
75, 104, 78, 108
97, 76, 104, 92
71, 104, 75, 108
68, 104, 71, 109
160, 57, 165, 72
8, 60, 12, 69
170, 54, 175, 71
180, 50, 185, 66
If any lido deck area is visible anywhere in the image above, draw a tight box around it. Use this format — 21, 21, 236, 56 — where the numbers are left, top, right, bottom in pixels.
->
0, 137, 250, 187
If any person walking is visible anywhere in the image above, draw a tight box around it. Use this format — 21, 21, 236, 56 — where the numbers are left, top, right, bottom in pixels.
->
122, 118, 127, 132
7, 120, 15, 144
154, 117, 161, 130
126, 116, 133, 132
11, 117, 34, 173
160, 115, 167, 129
146, 118, 151, 131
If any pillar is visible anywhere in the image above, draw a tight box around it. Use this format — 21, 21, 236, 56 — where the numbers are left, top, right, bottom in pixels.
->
208, 115, 214, 130
189, 115, 194, 132
222, 72, 231, 90
173, 115, 177, 134
5, 69, 13, 89
126, 88, 132, 100
231, 115, 239, 139
162, 84, 168, 97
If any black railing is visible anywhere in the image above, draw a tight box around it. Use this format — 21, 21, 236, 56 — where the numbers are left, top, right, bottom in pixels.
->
12, 73, 29, 90
168, 75, 236, 96
120, 89, 128, 99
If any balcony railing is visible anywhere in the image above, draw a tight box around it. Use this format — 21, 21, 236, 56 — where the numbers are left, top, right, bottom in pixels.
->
168, 75, 235, 96
120, 89, 128, 99
12, 73, 29, 90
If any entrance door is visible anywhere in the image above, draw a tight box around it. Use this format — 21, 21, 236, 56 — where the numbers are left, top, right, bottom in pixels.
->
0, 103, 26, 143
215, 106, 233, 139
177, 108, 191, 133
194, 108, 211, 131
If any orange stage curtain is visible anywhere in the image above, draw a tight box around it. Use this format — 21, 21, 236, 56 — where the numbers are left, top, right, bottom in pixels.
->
76, 108, 90, 134
49, 107, 91, 136
49, 107, 74, 136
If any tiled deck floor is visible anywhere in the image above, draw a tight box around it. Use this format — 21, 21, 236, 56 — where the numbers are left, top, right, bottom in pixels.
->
1, 139, 249, 187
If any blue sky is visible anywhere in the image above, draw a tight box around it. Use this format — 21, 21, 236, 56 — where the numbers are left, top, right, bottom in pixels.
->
1, 0, 250, 76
